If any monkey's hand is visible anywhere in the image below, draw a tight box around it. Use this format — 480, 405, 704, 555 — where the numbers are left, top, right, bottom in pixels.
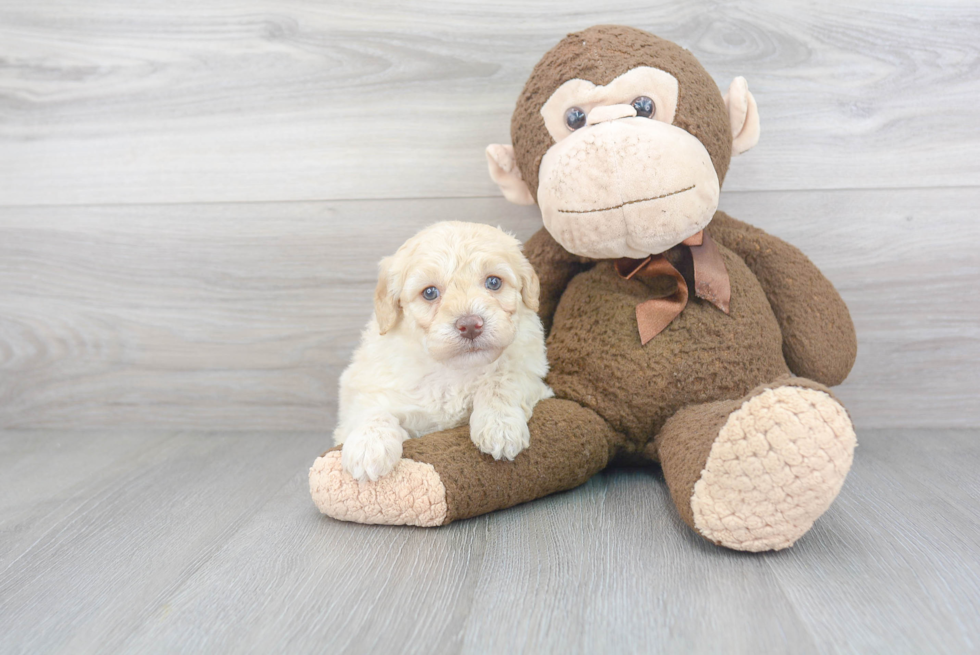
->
707, 211, 857, 386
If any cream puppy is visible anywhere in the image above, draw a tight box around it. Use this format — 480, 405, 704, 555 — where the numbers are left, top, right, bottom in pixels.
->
334, 221, 554, 482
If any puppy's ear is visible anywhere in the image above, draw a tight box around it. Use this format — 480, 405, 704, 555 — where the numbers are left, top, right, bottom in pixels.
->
518, 258, 541, 312
374, 256, 401, 335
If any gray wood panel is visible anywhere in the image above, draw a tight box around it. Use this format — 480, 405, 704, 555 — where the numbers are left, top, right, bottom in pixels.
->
769, 430, 980, 653
2, 188, 978, 431
0, 428, 977, 654
1, 1, 978, 205
0, 430, 329, 654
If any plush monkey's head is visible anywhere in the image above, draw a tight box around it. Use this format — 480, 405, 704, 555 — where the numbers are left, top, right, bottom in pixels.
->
487, 25, 760, 259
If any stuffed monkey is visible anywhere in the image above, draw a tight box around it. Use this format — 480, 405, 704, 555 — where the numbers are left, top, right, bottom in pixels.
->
310, 25, 857, 552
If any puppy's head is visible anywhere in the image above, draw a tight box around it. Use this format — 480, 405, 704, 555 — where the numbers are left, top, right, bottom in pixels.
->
374, 221, 540, 367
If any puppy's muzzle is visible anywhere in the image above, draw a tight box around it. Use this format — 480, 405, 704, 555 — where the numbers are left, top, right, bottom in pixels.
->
455, 314, 484, 340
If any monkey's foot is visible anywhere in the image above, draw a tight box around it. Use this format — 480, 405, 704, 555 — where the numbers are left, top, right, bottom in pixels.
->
309, 450, 448, 527
691, 385, 856, 552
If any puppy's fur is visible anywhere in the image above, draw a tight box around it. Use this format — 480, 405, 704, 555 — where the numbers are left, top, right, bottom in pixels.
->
334, 221, 554, 482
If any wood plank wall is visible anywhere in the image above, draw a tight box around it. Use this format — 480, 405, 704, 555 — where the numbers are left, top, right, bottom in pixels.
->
1, 1, 978, 430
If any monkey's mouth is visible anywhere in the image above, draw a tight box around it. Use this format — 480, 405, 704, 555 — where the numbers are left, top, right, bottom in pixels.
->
557, 184, 695, 214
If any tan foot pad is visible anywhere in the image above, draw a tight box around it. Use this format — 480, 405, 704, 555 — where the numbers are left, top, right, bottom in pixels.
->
309, 451, 448, 527
691, 387, 856, 552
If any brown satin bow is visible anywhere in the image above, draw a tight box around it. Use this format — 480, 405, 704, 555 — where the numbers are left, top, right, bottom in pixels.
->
614, 230, 731, 345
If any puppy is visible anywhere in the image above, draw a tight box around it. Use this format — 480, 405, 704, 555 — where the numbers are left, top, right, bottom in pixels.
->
334, 221, 553, 482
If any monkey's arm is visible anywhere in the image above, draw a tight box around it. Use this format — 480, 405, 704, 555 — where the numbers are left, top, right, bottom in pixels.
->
523, 228, 594, 336
707, 211, 856, 386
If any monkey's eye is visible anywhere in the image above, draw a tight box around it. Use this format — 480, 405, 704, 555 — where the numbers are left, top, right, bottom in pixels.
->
631, 96, 655, 118
485, 276, 502, 291
564, 106, 586, 131
422, 286, 440, 301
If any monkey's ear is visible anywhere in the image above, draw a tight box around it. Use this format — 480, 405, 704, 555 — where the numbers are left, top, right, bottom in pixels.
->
486, 144, 535, 205
373, 256, 401, 335
724, 77, 760, 156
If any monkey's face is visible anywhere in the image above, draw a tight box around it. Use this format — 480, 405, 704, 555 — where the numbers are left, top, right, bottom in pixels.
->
536, 67, 719, 258
486, 26, 760, 261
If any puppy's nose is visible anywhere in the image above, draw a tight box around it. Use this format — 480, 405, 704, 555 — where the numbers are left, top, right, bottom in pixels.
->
455, 315, 484, 340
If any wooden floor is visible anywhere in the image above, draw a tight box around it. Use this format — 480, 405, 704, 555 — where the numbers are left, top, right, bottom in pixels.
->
1, 428, 978, 653
2, 1, 979, 653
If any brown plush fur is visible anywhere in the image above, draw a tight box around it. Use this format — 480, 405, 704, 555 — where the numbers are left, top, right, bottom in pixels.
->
402, 398, 618, 523
541, 228, 790, 452
708, 212, 857, 386
512, 25, 733, 202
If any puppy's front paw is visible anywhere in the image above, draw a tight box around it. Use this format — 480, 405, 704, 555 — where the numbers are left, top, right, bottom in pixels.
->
470, 407, 530, 461
341, 424, 405, 482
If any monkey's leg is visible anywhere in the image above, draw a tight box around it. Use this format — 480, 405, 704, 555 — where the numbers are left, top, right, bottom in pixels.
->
310, 398, 621, 526
654, 377, 856, 552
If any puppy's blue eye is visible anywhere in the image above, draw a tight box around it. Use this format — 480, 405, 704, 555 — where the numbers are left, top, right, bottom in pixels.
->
485, 276, 502, 291
422, 286, 439, 301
